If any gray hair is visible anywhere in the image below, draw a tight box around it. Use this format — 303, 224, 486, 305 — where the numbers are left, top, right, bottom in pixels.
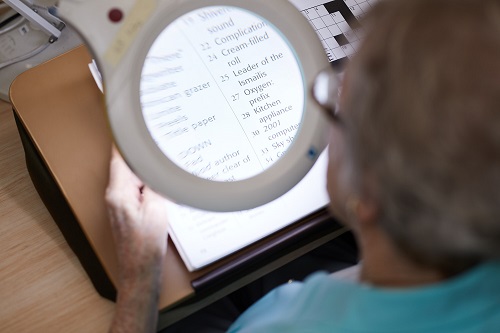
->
343, 0, 500, 274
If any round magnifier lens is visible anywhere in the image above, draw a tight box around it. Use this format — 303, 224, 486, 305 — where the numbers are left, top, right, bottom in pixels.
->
140, 5, 305, 182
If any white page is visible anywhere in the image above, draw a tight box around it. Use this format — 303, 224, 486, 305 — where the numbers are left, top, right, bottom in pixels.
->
138, 5, 326, 270
167, 152, 329, 271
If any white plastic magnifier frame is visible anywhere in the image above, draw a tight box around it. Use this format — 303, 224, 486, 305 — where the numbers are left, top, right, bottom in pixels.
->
58, 0, 330, 212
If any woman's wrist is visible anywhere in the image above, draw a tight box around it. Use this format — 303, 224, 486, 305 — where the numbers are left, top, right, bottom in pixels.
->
110, 266, 163, 333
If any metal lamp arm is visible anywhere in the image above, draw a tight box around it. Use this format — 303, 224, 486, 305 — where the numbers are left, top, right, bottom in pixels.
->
3, 0, 64, 42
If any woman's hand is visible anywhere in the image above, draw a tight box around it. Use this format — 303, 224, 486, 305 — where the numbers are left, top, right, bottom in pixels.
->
106, 147, 169, 333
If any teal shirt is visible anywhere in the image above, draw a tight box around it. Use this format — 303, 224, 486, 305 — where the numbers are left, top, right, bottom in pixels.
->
228, 262, 500, 332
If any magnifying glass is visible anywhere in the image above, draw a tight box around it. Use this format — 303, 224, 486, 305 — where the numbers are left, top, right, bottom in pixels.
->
59, 0, 330, 212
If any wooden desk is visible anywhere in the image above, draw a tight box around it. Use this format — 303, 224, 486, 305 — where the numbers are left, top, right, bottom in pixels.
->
2, 46, 344, 331
0, 101, 114, 332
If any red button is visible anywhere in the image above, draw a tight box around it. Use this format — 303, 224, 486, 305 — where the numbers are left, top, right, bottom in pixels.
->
108, 8, 123, 23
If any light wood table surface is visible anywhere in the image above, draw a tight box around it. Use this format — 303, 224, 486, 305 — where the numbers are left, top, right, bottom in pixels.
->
0, 100, 114, 332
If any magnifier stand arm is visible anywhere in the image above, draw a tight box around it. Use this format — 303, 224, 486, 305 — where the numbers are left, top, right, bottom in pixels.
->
3, 0, 64, 42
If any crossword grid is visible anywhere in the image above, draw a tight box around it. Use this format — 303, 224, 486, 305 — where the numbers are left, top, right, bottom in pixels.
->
301, 0, 379, 62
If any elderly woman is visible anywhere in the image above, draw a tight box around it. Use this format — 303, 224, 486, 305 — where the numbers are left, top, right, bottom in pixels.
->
105, 0, 500, 331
